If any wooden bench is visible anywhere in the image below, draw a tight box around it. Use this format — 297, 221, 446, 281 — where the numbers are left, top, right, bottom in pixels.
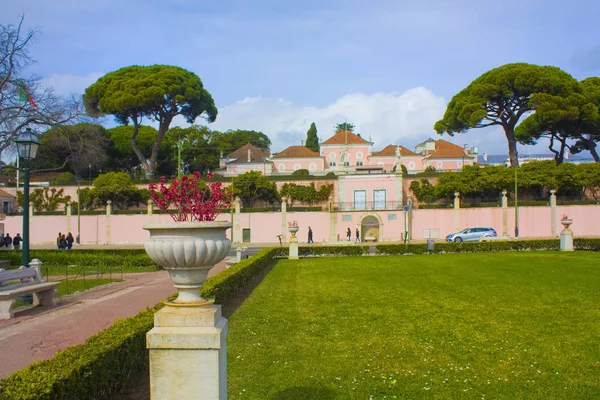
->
0, 264, 59, 319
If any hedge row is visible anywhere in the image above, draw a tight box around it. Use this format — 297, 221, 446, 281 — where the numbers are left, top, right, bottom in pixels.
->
270, 245, 370, 258
200, 247, 279, 303
0, 249, 279, 400
375, 238, 600, 255
3, 250, 156, 269
0, 304, 161, 400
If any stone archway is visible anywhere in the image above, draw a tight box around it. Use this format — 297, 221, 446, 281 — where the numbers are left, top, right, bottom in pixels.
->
360, 214, 382, 242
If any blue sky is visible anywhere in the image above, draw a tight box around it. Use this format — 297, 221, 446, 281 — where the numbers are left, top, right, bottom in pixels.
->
3, 0, 600, 156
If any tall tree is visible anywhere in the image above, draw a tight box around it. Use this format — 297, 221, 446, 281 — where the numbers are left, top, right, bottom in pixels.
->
164, 125, 218, 175
231, 171, 279, 208
335, 122, 355, 133
305, 122, 319, 152
434, 63, 579, 167
107, 125, 173, 176
32, 123, 111, 177
83, 65, 218, 178
0, 16, 82, 158
572, 77, 600, 161
215, 129, 271, 155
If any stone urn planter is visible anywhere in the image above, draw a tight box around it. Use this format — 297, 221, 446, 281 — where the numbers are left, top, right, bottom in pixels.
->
561, 218, 572, 229
288, 226, 299, 237
143, 221, 232, 305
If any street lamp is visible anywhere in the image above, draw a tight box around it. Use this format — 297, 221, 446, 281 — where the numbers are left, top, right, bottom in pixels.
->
15, 127, 41, 268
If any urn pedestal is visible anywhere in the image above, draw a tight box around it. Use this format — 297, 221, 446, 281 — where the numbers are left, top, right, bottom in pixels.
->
560, 219, 573, 251
288, 226, 299, 260
143, 221, 232, 400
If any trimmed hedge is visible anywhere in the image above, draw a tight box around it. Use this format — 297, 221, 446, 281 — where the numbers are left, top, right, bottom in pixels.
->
375, 238, 600, 255
0, 304, 162, 400
200, 248, 279, 303
3, 250, 156, 269
270, 245, 369, 258
0, 248, 279, 400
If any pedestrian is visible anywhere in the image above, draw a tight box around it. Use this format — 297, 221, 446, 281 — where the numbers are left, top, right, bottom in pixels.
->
346, 227, 351, 241
308, 226, 314, 244
0, 233, 4, 248
56, 232, 62, 250
4, 233, 12, 249
13, 233, 22, 250
355, 228, 360, 243
66, 232, 74, 250
59, 234, 67, 250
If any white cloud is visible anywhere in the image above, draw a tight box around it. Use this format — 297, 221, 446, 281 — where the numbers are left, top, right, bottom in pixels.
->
41, 72, 103, 97
209, 87, 447, 152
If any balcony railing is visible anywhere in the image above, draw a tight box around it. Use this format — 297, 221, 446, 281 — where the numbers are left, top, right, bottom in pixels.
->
334, 201, 403, 211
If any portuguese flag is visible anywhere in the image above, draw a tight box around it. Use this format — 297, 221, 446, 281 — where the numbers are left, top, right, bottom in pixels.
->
18, 80, 38, 108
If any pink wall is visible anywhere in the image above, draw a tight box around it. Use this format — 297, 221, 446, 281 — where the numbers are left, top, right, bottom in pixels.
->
424, 158, 474, 172
2, 205, 599, 246
226, 163, 272, 177
273, 158, 325, 174
321, 144, 371, 167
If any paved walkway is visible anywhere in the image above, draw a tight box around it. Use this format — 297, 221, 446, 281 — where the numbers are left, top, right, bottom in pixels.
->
0, 262, 227, 380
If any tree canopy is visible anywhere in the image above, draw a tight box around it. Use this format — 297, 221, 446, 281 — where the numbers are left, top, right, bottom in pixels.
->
335, 122, 355, 133
231, 171, 279, 208
83, 65, 217, 177
515, 78, 600, 164
434, 63, 579, 167
33, 123, 111, 177
305, 122, 319, 152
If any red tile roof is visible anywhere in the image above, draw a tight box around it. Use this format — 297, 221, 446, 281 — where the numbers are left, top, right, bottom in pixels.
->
321, 131, 370, 145
272, 146, 321, 158
226, 143, 269, 164
0, 189, 14, 198
427, 139, 470, 159
371, 144, 419, 157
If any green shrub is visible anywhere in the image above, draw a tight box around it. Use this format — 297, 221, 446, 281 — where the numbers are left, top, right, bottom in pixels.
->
291, 169, 310, 176
299, 245, 369, 257
0, 304, 162, 400
50, 172, 77, 186
375, 239, 573, 255
200, 248, 278, 303
3, 250, 156, 269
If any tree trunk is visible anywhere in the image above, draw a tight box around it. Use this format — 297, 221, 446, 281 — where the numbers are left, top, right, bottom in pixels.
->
149, 116, 174, 179
504, 126, 519, 167
129, 117, 152, 177
589, 142, 600, 162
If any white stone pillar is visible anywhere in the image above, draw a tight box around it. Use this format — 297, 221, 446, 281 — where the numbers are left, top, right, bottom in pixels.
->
66, 201, 72, 234
501, 190, 508, 236
147, 199, 154, 216
560, 219, 574, 251
106, 200, 112, 245
550, 189, 557, 236
281, 199, 287, 243
147, 304, 228, 400
454, 192, 460, 232
29, 202, 33, 217
326, 196, 335, 243
233, 197, 241, 243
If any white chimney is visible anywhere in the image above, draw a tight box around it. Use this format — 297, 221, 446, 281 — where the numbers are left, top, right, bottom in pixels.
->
248, 148, 251, 163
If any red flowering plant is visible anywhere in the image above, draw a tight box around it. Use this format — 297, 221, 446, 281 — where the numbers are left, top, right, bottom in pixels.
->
149, 172, 232, 222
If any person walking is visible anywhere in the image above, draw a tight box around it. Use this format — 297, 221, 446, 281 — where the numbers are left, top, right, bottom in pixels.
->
4, 233, 12, 249
12, 233, 22, 250
355, 228, 360, 243
56, 232, 62, 250
346, 227, 351, 241
308, 226, 314, 244
66, 232, 75, 250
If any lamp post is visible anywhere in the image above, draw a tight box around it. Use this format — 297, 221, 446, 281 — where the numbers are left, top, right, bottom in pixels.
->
15, 128, 41, 268
462, 144, 468, 171
514, 166, 519, 238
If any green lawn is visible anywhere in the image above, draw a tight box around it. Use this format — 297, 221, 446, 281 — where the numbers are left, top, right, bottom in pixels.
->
43, 264, 157, 276
14, 278, 122, 308
228, 252, 600, 399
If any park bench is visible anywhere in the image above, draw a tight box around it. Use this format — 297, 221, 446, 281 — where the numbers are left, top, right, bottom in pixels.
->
0, 262, 59, 319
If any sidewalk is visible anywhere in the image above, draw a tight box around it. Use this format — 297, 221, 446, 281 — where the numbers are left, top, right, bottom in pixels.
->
0, 262, 226, 380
